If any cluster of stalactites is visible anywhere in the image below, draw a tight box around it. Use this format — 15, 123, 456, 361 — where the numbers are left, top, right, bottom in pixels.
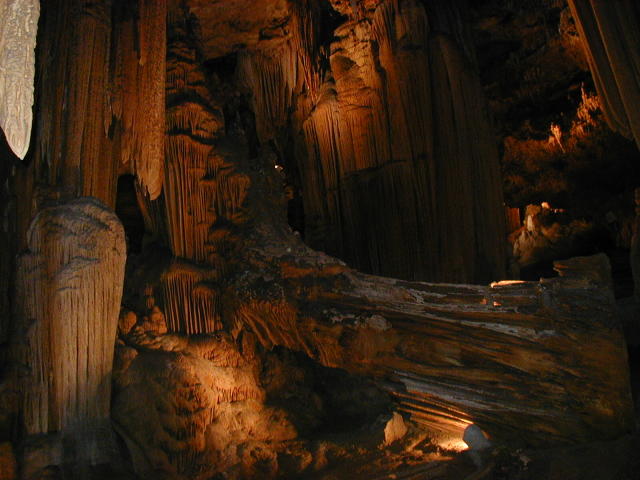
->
0, 0, 39, 159
236, 0, 327, 143
161, 260, 222, 334
285, 0, 506, 282
115, 0, 167, 200
568, 0, 640, 150
145, 8, 252, 336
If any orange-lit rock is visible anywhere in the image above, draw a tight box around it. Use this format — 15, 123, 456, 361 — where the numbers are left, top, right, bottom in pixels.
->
115, 0, 167, 200
13, 198, 126, 465
232, 0, 507, 283
568, 0, 640, 150
0, 1, 637, 478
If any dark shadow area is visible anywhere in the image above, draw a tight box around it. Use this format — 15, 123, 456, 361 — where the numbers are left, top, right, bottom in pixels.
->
115, 175, 146, 255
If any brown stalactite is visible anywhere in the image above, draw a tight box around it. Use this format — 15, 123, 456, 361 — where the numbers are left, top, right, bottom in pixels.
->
568, 0, 640, 150
34, 0, 117, 204
157, 7, 251, 335
115, 0, 167, 200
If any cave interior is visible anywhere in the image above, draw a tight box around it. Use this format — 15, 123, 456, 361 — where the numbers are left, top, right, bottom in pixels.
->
0, 0, 640, 478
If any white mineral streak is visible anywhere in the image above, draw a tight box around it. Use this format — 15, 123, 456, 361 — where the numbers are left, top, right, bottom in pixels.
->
16, 198, 125, 456
0, 0, 39, 158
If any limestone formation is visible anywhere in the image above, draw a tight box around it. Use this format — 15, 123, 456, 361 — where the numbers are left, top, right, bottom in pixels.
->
0, 1, 637, 478
31, 0, 117, 206
0, 0, 39, 159
230, 0, 507, 283
231, 238, 634, 446
13, 198, 126, 465
115, 0, 167, 200
568, 0, 640, 149
112, 331, 297, 478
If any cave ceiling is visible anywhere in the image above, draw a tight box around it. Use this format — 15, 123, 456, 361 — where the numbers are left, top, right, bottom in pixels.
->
186, 0, 291, 59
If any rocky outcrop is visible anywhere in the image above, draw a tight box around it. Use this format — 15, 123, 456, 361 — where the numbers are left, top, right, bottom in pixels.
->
112, 331, 296, 478
232, 239, 634, 447
115, 0, 167, 200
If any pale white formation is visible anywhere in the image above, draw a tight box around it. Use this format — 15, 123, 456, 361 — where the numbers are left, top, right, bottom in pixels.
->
0, 0, 39, 158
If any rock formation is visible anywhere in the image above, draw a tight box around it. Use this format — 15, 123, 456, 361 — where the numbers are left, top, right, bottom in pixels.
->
233, 0, 507, 283
0, 0, 39, 159
0, 0, 637, 478
568, 0, 640, 150
13, 198, 126, 467
115, 0, 167, 200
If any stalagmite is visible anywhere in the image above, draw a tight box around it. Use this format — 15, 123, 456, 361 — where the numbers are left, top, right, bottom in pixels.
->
0, 0, 39, 159
568, 0, 640, 149
13, 198, 126, 464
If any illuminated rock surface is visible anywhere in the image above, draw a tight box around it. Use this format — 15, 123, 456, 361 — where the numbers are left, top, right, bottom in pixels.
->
13, 198, 126, 467
0, 1, 638, 479
568, 0, 640, 150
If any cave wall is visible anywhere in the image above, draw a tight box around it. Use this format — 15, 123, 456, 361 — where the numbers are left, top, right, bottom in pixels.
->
568, 0, 640, 150
0, 0, 637, 478
232, 0, 507, 283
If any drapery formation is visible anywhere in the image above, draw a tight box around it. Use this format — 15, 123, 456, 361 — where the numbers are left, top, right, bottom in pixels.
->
12, 0, 167, 226
568, 0, 640, 150
239, 0, 506, 283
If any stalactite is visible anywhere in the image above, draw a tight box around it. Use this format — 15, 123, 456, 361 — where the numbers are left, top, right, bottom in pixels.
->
568, 0, 640, 149
33, 0, 118, 206
0, 0, 39, 159
115, 0, 167, 200
158, 8, 252, 335
13, 198, 125, 464
237, 52, 297, 143
161, 260, 221, 334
